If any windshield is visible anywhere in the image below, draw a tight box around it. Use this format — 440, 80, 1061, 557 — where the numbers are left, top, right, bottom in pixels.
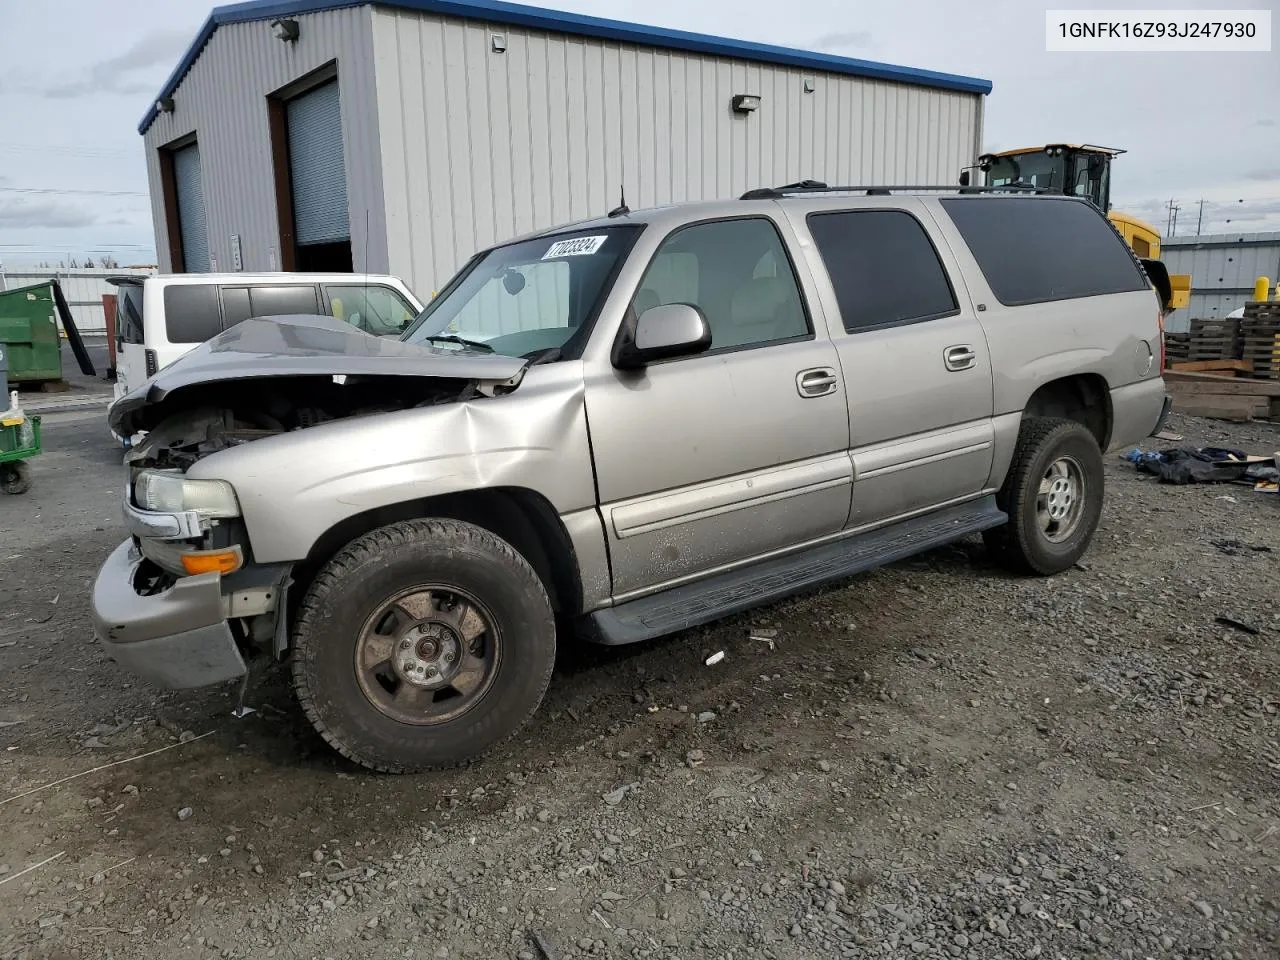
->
985, 153, 1067, 191
402, 226, 642, 359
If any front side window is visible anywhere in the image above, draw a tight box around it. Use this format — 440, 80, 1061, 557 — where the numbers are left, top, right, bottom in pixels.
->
403, 226, 640, 359
324, 285, 417, 336
806, 210, 958, 332
631, 217, 809, 351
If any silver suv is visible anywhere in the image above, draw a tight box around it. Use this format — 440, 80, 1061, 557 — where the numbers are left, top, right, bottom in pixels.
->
92, 186, 1170, 772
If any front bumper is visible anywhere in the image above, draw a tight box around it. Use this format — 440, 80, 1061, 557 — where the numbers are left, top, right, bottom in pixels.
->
91, 540, 246, 689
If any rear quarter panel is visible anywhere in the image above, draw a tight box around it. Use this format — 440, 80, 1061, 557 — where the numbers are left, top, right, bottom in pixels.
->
922, 199, 1165, 453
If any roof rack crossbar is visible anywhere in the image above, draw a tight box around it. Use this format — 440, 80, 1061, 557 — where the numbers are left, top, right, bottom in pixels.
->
739, 183, 1059, 200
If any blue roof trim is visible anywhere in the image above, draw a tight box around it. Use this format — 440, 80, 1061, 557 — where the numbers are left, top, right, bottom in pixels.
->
139, 0, 992, 135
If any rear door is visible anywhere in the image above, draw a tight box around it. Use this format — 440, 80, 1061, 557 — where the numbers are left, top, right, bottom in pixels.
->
112, 281, 147, 402
790, 202, 995, 527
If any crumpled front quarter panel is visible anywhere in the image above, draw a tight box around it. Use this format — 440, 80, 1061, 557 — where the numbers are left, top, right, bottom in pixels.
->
187, 364, 595, 563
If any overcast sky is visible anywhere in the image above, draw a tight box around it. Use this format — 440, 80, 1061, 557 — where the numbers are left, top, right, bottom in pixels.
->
0, 0, 1276, 267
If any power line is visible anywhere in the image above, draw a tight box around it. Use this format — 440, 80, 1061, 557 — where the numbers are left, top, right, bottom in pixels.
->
0, 186, 148, 198
0, 144, 134, 160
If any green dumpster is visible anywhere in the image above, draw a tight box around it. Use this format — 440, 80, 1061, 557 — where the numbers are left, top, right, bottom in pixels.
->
0, 281, 62, 383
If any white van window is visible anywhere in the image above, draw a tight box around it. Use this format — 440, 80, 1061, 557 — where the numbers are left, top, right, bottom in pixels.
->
248, 285, 320, 317
324, 285, 416, 335
116, 284, 145, 345
163, 285, 221, 343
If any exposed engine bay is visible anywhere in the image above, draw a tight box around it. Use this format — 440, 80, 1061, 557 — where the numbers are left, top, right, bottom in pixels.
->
125, 374, 494, 470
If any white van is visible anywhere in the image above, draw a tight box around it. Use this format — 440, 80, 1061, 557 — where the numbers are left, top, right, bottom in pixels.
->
109, 273, 425, 405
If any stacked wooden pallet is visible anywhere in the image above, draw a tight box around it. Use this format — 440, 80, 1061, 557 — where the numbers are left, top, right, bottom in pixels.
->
1187, 318, 1242, 361
1163, 367, 1280, 422
1163, 332, 1190, 367
1240, 302, 1280, 380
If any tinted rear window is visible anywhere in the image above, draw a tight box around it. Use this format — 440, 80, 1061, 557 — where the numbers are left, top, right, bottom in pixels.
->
115, 284, 145, 345
249, 285, 319, 317
939, 197, 1147, 306
807, 210, 958, 332
163, 284, 221, 344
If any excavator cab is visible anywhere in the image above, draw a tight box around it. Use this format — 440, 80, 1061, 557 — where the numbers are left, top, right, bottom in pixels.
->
978, 144, 1121, 212
972, 144, 1190, 312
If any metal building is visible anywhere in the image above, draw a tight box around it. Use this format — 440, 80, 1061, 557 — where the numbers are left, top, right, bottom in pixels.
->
141, 0, 991, 295
1162, 231, 1280, 329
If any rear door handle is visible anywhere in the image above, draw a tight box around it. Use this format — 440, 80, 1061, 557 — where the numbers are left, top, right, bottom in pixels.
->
796, 367, 839, 398
944, 345, 977, 371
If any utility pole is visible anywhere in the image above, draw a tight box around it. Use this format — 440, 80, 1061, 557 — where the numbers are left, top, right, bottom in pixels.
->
1168, 201, 1180, 237
1166, 198, 1177, 235
1196, 199, 1204, 236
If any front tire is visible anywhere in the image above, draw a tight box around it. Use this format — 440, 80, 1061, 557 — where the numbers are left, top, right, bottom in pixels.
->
984, 418, 1104, 575
291, 519, 556, 773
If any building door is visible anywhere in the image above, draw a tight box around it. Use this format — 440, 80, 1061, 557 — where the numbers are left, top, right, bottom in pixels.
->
285, 80, 352, 272
172, 142, 210, 272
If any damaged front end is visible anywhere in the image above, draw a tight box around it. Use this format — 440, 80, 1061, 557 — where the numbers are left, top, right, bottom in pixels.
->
95, 314, 531, 688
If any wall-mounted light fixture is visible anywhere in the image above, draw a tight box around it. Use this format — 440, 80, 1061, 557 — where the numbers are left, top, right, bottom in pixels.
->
731, 94, 761, 114
491, 34, 508, 52
156, 96, 175, 113
271, 18, 300, 42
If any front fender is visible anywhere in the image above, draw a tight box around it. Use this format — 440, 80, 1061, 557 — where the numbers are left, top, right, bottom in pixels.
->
188, 364, 595, 564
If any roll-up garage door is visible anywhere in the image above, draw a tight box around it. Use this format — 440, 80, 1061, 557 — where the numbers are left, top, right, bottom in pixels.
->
287, 80, 350, 246
172, 142, 210, 272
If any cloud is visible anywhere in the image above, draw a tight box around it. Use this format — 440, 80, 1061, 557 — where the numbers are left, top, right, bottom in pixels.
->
0, 198, 99, 229
1245, 169, 1280, 181
811, 29, 874, 51
38, 29, 191, 99
1256, 118, 1276, 128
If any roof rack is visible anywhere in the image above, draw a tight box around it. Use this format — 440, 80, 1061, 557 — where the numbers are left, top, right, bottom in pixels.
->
739, 181, 1058, 200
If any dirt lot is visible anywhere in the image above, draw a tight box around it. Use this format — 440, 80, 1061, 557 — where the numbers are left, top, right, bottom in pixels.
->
1, 409, 1278, 960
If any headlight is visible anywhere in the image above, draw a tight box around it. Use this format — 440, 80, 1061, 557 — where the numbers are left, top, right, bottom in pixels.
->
134, 469, 240, 519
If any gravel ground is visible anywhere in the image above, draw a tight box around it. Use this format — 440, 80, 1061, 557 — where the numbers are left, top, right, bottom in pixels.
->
1, 409, 1277, 960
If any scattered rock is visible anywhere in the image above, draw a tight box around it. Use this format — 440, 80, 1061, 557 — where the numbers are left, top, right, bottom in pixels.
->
176, 807, 193, 821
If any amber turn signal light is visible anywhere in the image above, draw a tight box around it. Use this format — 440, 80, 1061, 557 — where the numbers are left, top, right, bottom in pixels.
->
180, 547, 243, 576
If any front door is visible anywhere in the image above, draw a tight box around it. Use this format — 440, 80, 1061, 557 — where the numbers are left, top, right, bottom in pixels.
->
793, 203, 995, 528
585, 215, 852, 598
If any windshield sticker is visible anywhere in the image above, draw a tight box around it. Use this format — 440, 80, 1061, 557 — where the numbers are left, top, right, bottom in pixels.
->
542, 235, 607, 259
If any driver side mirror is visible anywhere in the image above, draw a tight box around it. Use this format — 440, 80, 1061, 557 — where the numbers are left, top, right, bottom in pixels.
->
613, 303, 712, 370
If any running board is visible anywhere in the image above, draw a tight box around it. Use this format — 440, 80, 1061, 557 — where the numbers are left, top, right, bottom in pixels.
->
585, 497, 1006, 646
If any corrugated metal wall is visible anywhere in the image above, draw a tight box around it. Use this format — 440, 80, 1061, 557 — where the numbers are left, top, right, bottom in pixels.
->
1162, 232, 1280, 329
370, 8, 983, 294
0, 268, 156, 334
143, 7, 387, 275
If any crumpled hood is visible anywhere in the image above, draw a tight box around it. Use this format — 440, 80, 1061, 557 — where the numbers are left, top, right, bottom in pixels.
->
108, 314, 528, 436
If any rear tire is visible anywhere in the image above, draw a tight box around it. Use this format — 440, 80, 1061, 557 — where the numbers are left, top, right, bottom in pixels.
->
984, 417, 1103, 575
291, 519, 556, 773
1, 462, 30, 495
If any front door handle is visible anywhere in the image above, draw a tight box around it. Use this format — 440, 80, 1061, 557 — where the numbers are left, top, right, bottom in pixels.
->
796, 367, 839, 398
944, 345, 977, 371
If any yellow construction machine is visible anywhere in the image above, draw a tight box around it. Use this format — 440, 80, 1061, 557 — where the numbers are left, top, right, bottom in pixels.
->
972, 144, 1192, 313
